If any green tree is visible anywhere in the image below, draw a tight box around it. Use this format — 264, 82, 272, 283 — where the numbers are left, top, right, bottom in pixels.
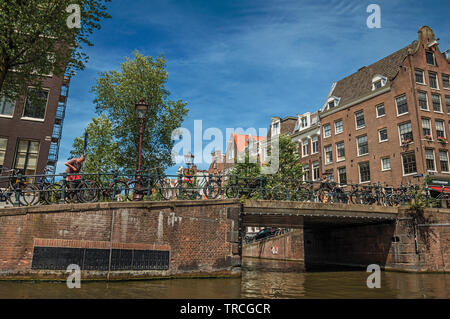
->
91, 51, 189, 172
69, 114, 120, 174
0, 0, 110, 100
268, 134, 304, 182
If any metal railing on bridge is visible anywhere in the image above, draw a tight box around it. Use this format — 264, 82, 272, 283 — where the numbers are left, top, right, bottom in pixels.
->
0, 167, 444, 208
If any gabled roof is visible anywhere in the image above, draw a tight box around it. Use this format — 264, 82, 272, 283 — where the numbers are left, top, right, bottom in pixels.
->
232, 133, 266, 153
322, 40, 418, 111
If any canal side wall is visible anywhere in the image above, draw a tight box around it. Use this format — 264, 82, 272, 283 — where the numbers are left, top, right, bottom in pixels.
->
304, 208, 450, 272
0, 200, 242, 280
242, 230, 304, 262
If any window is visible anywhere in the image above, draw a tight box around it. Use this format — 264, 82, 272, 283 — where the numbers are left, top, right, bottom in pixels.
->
312, 136, 319, 154
436, 120, 445, 138
325, 169, 334, 182
440, 151, 449, 172
396, 95, 408, 115
0, 96, 15, 116
14, 139, 40, 175
325, 145, 332, 164
328, 101, 335, 109
399, 122, 413, 144
432, 94, 442, 112
338, 167, 347, 185
271, 121, 280, 137
303, 164, 309, 181
0, 137, 7, 167
429, 72, 438, 89
402, 152, 417, 175
426, 149, 436, 171
335, 119, 343, 134
415, 69, 425, 84
312, 161, 320, 181
23, 88, 48, 119
379, 128, 388, 142
381, 157, 391, 171
422, 118, 432, 137
446, 96, 450, 113
355, 111, 365, 129
426, 51, 435, 65
374, 80, 382, 89
359, 162, 370, 183
443, 74, 450, 89
336, 142, 345, 161
302, 140, 309, 157
418, 91, 429, 110
376, 104, 385, 117
357, 135, 368, 156
324, 124, 331, 138
301, 117, 308, 129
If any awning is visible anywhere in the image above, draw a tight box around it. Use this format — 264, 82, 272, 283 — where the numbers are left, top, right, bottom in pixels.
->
428, 185, 450, 193
427, 178, 450, 193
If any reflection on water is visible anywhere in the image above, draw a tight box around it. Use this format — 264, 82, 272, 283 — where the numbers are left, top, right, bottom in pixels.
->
0, 258, 448, 299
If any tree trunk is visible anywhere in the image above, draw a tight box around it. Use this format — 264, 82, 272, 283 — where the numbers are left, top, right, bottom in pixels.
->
0, 63, 7, 95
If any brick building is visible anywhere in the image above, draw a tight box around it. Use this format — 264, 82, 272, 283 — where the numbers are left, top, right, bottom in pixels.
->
0, 73, 70, 177
290, 111, 322, 181
319, 26, 450, 187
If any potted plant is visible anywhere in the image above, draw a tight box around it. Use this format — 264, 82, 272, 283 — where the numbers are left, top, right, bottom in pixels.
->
424, 134, 432, 141
437, 136, 447, 144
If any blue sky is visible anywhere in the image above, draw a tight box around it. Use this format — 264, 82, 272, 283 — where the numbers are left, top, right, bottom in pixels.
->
57, 0, 450, 174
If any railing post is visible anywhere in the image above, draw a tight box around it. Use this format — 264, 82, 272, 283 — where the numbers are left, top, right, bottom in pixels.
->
285, 178, 290, 201
14, 173, 22, 207
178, 173, 183, 200
61, 173, 67, 204
259, 176, 263, 199
146, 171, 152, 201
235, 175, 239, 198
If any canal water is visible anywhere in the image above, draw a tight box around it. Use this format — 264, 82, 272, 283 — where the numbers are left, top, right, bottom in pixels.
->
0, 258, 448, 299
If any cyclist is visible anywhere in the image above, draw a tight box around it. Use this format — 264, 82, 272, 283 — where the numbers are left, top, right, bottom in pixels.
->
65, 155, 85, 192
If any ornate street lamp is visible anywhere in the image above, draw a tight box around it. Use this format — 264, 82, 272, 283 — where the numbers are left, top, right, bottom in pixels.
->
134, 99, 148, 200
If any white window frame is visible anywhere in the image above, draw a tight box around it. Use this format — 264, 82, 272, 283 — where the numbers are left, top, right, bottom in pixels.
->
335, 119, 343, 135
415, 69, 426, 85
358, 162, 371, 184
439, 150, 450, 173
398, 122, 413, 145
21, 87, 50, 121
418, 91, 429, 111
371, 75, 387, 91
442, 74, 450, 90
426, 51, 436, 66
436, 120, 446, 138
381, 157, 391, 171
422, 118, 433, 139
302, 139, 309, 157
323, 124, 331, 138
356, 135, 369, 157
429, 71, 439, 90
401, 152, 418, 176
338, 167, 347, 186
355, 111, 365, 130
311, 136, 319, 154
312, 162, 320, 181
376, 104, 385, 118
432, 93, 443, 113
378, 128, 388, 143
324, 145, 333, 164
336, 141, 345, 162
395, 94, 408, 116
425, 149, 437, 172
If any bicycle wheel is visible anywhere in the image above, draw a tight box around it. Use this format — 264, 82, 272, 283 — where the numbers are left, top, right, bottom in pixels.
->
225, 186, 238, 199
20, 184, 39, 206
43, 183, 62, 204
350, 191, 362, 205
293, 186, 311, 202
108, 180, 128, 201
78, 180, 100, 203
157, 178, 173, 200
203, 180, 221, 199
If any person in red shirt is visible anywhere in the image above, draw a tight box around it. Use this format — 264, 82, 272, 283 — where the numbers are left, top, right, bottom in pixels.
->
65, 155, 85, 182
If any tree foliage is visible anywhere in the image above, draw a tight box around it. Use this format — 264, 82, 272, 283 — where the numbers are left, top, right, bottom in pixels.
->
69, 114, 120, 174
0, 0, 110, 100
91, 51, 189, 171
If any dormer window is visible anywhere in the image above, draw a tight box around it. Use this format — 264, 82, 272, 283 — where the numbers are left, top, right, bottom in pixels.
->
301, 117, 308, 129
327, 96, 341, 110
271, 120, 280, 137
372, 75, 387, 91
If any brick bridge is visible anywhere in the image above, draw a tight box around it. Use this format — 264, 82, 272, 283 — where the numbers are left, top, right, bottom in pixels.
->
0, 199, 448, 280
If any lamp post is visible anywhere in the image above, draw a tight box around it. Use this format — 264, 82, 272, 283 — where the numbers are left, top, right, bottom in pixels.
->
134, 99, 149, 200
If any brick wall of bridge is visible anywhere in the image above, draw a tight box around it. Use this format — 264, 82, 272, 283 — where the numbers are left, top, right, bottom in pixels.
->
242, 230, 304, 263
0, 200, 242, 280
304, 208, 450, 272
